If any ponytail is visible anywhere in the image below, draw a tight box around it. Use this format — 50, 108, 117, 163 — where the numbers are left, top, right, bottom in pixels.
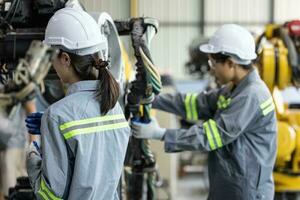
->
65, 51, 120, 115
95, 61, 120, 115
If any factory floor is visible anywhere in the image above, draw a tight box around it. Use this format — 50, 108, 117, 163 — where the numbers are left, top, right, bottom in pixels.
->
177, 174, 208, 200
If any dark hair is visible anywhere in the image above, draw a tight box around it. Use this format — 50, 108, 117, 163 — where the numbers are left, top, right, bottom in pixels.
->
58, 51, 120, 115
210, 53, 253, 70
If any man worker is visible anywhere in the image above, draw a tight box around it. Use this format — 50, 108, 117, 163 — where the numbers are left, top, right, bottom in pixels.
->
131, 24, 277, 200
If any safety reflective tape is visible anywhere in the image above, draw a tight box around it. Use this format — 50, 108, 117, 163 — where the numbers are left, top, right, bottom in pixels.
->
203, 121, 216, 150
263, 103, 275, 116
60, 118, 127, 135
227, 98, 231, 105
217, 100, 223, 109
184, 94, 193, 120
219, 95, 225, 101
223, 98, 231, 109
38, 190, 50, 200
191, 93, 199, 120
221, 101, 227, 108
40, 178, 62, 200
63, 121, 129, 139
217, 95, 231, 109
260, 97, 275, 116
208, 119, 223, 148
260, 97, 273, 110
217, 96, 223, 108
59, 114, 125, 131
225, 98, 231, 107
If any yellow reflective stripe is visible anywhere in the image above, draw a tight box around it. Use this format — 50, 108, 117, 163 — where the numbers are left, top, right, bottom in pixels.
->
41, 178, 62, 200
217, 96, 222, 109
263, 103, 275, 116
64, 122, 129, 139
38, 190, 50, 200
225, 98, 231, 108
60, 114, 125, 131
217, 101, 222, 109
260, 97, 273, 110
221, 101, 227, 108
218, 96, 231, 109
219, 95, 225, 101
208, 119, 223, 148
203, 121, 216, 150
227, 98, 231, 106
191, 93, 198, 120
184, 94, 192, 120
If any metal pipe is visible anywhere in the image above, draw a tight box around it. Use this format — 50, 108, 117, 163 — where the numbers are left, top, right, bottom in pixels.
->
130, 0, 138, 17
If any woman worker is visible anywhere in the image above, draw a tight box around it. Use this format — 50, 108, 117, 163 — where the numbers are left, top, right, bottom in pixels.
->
25, 7, 130, 200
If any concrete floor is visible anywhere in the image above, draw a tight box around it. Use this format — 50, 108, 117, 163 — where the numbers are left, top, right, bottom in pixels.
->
177, 174, 208, 200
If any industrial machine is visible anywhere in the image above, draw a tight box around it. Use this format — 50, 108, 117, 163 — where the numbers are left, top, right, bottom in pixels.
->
256, 20, 300, 200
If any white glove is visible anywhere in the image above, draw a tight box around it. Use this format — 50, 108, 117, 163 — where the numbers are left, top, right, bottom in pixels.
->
27, 140, 42, 158
130, 118, 166, 140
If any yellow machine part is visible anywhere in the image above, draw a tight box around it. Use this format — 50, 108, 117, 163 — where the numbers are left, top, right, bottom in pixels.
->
265, 24, 280, 39
274, 126, 300, 192
273, 87, 287, 118
292, 126, 300, 172
274, 171, 300, 192
258, 25, 300, 193
276, 40, 292, 90
259, 39, 292, 91
273, 99, 300, 192
259, 42, 276, 91
276, 121, 296, 167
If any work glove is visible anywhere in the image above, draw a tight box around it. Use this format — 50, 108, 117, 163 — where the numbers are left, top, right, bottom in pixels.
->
27, 140, 42, 158
25, 112, 43, 135
130, 118, 166, 140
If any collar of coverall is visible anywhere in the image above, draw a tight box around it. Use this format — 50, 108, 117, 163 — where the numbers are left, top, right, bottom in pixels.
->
66, 80, 99, 96
230, 68, 259, 97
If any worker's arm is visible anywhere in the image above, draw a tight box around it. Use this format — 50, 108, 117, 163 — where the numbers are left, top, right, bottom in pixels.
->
26, 110, 70, 199
152, 88, 220, 121
164, 94, 262, 152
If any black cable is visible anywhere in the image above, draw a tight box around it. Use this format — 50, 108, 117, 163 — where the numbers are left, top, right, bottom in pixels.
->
9, 0, 21, 23
4, 0, 18, 21
0, 0, 20, 30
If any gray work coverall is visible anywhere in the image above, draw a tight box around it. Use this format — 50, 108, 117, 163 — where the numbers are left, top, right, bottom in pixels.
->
153, 70, 277, 200
27, 81, 130, 200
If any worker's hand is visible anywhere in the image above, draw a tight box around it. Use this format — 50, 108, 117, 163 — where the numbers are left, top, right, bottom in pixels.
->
130, 118, 166, 140
25, 112, 43, 135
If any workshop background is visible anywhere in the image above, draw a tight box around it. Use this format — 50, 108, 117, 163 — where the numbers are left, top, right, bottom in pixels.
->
1, 0, 300, 199
78, 0, 300, 199
79, 0, 300, 200
81, 0, 300, 80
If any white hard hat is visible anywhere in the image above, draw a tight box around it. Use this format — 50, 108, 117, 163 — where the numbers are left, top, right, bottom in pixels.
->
44, 7, 108, 59
200, 24, 257, 65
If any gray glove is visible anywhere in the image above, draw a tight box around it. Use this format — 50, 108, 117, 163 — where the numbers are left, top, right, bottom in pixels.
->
130, 118, 166, 140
